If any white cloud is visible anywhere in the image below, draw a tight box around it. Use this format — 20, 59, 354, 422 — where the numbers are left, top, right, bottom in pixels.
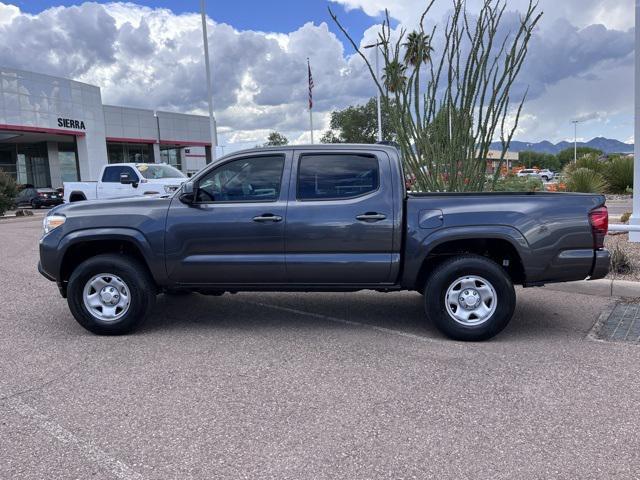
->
0, 0, 634, 145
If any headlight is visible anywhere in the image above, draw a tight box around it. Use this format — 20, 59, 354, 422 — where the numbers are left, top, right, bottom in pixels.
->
43, 214, 66, 234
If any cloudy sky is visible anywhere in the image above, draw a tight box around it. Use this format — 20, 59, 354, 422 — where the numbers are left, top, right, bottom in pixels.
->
0, 0, 635, 149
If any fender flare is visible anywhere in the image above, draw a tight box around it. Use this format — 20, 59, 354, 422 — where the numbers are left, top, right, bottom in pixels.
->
57, 227, 167, 285
402, 225, 532, 289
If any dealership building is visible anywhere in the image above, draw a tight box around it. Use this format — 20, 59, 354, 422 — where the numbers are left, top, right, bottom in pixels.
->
0, 66, 214, 188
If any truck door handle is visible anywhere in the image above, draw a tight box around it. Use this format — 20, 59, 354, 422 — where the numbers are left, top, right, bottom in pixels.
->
253, 214, 283, 223
356, 212, 387, 222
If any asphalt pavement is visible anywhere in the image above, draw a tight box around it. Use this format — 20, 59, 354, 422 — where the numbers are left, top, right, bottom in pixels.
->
1, 217, 639, 479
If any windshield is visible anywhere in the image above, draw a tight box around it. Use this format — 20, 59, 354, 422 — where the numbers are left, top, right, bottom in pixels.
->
136, 164, 186, 180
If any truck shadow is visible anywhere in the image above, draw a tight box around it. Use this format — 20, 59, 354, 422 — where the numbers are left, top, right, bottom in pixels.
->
140, 290, 586, 343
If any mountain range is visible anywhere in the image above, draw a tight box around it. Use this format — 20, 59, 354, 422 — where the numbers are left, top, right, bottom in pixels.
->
491, 137, 633, 155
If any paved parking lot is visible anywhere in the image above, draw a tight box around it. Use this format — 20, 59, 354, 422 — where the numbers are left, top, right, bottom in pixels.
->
1, 216, 639, 479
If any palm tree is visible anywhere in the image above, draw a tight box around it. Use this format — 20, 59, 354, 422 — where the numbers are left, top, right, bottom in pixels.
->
382, 60, 407, 93
403, 31, 433, 66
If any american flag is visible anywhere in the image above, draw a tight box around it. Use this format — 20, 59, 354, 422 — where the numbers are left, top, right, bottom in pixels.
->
307, 58, 314, 110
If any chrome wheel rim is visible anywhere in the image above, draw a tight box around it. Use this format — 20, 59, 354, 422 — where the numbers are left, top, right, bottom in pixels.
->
82, 273, 131, 322
445, 275, 497, 326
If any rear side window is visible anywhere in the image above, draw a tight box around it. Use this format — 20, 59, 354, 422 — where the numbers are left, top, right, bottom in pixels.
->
297, 154, 379, 200
102, 166, 137, 183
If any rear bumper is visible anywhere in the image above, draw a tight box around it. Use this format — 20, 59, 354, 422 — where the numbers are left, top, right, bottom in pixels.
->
34, 198, 63, 207
589, 249, 610, 280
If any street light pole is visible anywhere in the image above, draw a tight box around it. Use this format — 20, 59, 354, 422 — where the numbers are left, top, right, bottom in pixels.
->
364, 41, 383, 142
200, 0, 217, 163
572, 120, 580, 164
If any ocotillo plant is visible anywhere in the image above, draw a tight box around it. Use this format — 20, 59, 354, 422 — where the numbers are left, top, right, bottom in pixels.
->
329, 1, 542, 192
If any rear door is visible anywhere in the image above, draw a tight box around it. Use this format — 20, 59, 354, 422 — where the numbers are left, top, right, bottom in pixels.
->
284, 149, 396, 284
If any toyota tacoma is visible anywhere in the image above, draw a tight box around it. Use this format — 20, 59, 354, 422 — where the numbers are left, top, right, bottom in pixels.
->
39, 144, 610, 341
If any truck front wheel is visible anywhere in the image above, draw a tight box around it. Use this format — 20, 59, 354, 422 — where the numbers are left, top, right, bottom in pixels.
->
67, 254, 156, 335
424, 255, 515, 341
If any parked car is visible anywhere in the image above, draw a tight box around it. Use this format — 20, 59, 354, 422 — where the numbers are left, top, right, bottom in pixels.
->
63, 163, 187, 203
39, 144, 610, 341
15, 187, 63, 209
516, 168, 540, 178
538, 169, 555, 182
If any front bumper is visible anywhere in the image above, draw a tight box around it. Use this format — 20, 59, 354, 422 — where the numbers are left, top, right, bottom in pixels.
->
590, 249, 611, 280
38, 260, 55, 281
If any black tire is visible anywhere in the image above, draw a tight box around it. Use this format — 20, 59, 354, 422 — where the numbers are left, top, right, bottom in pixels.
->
67, 254, 156, 335
424, 254, 515, 341
31, 200, 40, 209
541, 176, 549, 182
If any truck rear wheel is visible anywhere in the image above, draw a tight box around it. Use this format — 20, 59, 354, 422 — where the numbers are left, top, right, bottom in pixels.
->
67, 254, 156, 335
424, 255, 515, 341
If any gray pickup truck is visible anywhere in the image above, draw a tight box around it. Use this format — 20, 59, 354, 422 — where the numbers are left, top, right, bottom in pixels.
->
39, 144, 610, 340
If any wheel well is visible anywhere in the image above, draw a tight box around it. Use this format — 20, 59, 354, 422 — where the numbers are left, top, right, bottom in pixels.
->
69, 192, 86, 202
415, 238, 526, 292
60, 240, 151, 283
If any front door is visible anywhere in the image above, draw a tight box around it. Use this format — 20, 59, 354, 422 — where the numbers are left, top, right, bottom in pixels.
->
284, 150, 396, 284
98, 164, 138, 199
165, 152, 290, 285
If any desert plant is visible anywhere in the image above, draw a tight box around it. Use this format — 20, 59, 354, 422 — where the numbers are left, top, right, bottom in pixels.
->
329, 0, 541, 192
620, 212, 632, 224
0, 170, 17, 216
565, 168, 607, 193
491, 175, 544, 192
604, 156, 633, 194
610, 245, 632, 275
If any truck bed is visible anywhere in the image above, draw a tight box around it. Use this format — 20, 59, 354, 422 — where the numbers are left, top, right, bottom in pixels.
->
402, 191, 607, 287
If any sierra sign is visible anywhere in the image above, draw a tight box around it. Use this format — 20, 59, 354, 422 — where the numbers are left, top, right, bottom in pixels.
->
57, 117, 86, 130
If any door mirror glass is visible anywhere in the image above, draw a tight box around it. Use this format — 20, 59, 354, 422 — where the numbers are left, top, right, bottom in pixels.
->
182, 181, 194, 194
179, 181, 196, 204
120, 172, 137, 186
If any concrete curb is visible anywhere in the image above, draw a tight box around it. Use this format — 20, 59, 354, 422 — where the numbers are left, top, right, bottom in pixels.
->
542, 278, 640, 298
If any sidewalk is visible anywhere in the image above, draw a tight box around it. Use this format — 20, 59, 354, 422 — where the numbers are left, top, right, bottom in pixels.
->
543, 278, 640, 298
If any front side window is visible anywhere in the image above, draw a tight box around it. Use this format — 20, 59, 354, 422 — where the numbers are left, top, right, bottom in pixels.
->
102, 166, 137, 183
196, 155, 285, 202
297, 154, 379, 200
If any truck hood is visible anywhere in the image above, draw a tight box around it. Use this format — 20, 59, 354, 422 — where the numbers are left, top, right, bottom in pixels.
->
140, 177, 187, 186
49, 195, 173, 237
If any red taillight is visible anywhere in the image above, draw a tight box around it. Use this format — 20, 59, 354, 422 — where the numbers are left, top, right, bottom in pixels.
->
589, 206, 608, 249
38, 192, 46, 197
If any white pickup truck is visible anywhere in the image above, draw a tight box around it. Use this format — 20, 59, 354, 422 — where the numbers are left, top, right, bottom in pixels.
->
64, 163, 187, 203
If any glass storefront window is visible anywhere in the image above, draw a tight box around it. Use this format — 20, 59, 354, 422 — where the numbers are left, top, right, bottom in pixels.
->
106, 142, 151, 164
58, 142, 79, 182
160, 147, 182, 171
0, 142, 51, 187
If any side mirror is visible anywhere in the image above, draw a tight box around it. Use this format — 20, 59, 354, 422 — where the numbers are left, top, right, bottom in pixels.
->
179, 181, 196, 204
120, 173, 138, 188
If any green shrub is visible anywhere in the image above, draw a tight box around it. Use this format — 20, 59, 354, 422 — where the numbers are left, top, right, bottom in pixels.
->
0, 170, 17, 216
621, 212, 632, 224
566, 168, 607, 193
604, 156, 633, 194
491, 175, 544, 192
610, 245, 632, 275
564, 153, 606, 175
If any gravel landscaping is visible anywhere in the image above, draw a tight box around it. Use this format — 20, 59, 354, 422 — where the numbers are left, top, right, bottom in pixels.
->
606, 232, 640, 281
